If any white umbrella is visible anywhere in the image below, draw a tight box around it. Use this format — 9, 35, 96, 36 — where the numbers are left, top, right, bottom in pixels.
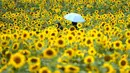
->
64, 13, 85, 22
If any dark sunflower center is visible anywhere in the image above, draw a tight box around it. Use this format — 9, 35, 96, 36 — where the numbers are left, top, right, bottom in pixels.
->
66, 51, 72, 56
78, 33, 81, 35
58, 35, 62, 38
127, 24, 130, 28
2, 42, 7, 45
97, 34, 101, 37
30, 33, 32, 36
32, 65, 38, 70
40, 35, 43, 38
46, 31, 48, 34
83, 38, 86, 41
23, 34, 27, 37
127, 32, 130, 36
31, 59, 37, 63
106, 27, 109, 30
71, 32, 75, 36
92, 34, 94, 37
91, 50, 94, 53
111, 23, 114, 25
46, 50, 53, 55
38, 43, 42, 47
50, 38, 53, 40
68, 37, 72, 40
79, 24, 81, 26
69, 67, 76, 71
14, 44, 18, 49
87, 40, 91, 44
58, 40, 63, 45
116, 43, 120, 47
128, 40, 130, 43
14, 57, 21, 64
23, 51, 28, 55
42, 70, 48, 73
3, 59, 6, 62
97, 39, 100, 42
87, 58, 91, 63
70, 27, 75, 31
129, 71, 130, 73
104, 55, 111, 61
59, 67, 65, 71
51, 33, 55, 36
121, 60, 126, 66
6, 53, 11, 59
14, 34, 17, 38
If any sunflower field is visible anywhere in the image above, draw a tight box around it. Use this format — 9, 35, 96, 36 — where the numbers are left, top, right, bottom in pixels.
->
1, 0, 130, 73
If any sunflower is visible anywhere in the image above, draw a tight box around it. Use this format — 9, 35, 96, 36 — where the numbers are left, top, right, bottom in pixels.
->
28, 57, 40, 65
125, 38, 130, 49
113, 40, 123, 49
49, 31, 58, 37
77, 23, 82, 29
96, 31, 103, 38
103, 63, 114, 73
48, 36, 55, 43
64, 65, 80, 73
12, 33, 19, 40
121, 54, 128, 59
84, 55, 95, 64
66, 34, 75, 44
29, 63, 40, 72
20, 49, 31, 57
84, 37, 94, 47
38, 32, 45, 40
39, 67, 52, 73
44, 28, 50, 38
12, 43, 19, 50
43, 48, 57, 59
90, 31, 97, 38
95, 37, 103, 45
5, 51, 12, 59
56, 65, 65, 71
76, 50, 84, 57
29, 31, 36, 37
35, 41, 44, 50
104, 25, 111, 34
125, 30, 130, 38
104, 55, 112, 62
21, 31, 29, 40
69, 26, 76, 31
76, 30, 83, 37
1, 57, 7, 64
1, 40, 9, 47
64, 49, 75, 58
119, 59, 128, 68
55, 38, 66, 48
88, 47, 96, 56
9, 52, 25, 68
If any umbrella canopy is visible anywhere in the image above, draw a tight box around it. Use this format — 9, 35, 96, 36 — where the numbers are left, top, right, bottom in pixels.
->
64, 13, 85, 22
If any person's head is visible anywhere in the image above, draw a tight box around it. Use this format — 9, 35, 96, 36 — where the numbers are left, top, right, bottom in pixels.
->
72, 22, 77, 25
57, 22, 63, 30
72, 22, 77, 29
